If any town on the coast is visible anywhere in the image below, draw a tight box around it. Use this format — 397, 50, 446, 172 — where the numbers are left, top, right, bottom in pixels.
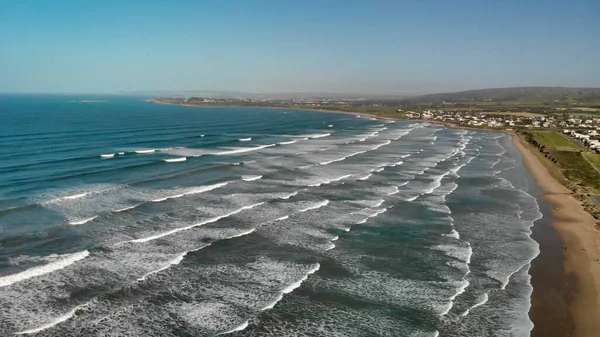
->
150, 87, 600, 221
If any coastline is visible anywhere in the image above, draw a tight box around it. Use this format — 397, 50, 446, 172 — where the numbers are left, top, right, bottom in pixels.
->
146, 99, 502, 131
146, 99, 399, 121
513, 135, 600, 337
149, 99, 599, 336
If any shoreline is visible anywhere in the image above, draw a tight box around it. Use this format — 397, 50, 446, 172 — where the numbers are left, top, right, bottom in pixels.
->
513, 135, 600, 337
150, 99, 599, 336
147, 99, 503, 131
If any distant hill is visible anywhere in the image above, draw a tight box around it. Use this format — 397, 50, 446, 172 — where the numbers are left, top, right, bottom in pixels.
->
403, 87, 600, 104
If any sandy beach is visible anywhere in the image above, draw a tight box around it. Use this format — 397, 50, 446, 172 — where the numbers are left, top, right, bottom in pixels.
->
513, 135, 600, 337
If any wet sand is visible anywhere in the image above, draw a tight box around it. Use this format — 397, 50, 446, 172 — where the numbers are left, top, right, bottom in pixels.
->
513, 135, 600, 337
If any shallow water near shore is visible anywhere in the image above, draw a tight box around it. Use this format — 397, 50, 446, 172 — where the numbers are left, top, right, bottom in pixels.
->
0, 95, 541, 336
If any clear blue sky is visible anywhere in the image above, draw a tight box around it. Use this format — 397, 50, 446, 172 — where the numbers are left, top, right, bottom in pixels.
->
1, 0, 599, 94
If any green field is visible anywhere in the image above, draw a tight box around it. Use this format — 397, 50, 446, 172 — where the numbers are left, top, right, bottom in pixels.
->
553, 152, 600, 194
530, 131, 579, 151
524, 131, 600, 195
584, 153, 600, 172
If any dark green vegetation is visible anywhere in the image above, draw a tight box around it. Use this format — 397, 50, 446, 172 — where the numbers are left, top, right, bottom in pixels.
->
521, 131, 600, 218
528, 131, 579, 151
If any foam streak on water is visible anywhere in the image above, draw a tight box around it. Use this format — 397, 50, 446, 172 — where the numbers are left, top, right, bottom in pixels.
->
0, 251, 90, 288
123, 202, 264, 243
0, 100, 542, 336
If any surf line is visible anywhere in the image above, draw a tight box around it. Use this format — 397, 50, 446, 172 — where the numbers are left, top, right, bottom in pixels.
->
121, 202, 265, 244
15, 301, 93, 335
0, 251, 90, 288
218, 263, 321, 335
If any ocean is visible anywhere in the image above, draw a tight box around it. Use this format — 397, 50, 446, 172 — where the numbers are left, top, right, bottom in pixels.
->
0, 95, 541, 336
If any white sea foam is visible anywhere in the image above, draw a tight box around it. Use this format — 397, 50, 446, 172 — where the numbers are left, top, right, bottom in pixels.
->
239, 138, 252, 142
405, 196, 418, 202
278, 140, 297, 145
325, 242, 336, 251
100, 153, 115, 158
424, 171, 451, 194
461, 293, 489, 317
501, 262, 529, 290
218, 320, 250, 335
137, 252, 187, 281
281, 263, 320, 293
114, 205, 138, 212
214, 144, 275, 155
307, 133, 331, 139
186, 182, 230, 195
387, 186, 400, 195
369, 208, 388, 218
69, 216, 98, 225
357, 173, 372, 181
328, 174, 351, 183
370, 140, 391, 150
434, 243, 472, 265
280, 191, 298, 199
118, 152, 125, 155
253, 263, 323, 314
227, 228, 256, 239
0, 250, 90, 288
124, 203, 264, 243
242, 175, 262, 182
298, 200, 329, 212
261, 292, 284, 310
465, 243, 473, 265
15, 302, 91, 335
164, 157, 187, 163
328, 124, 333, 127
275, 215, 289, 221
308, 174, 351, 187
134, 149, 156, 154
319, 151, 366, 165
152, 193, 184, 202
151, 182, 230, 202
443, 229, 460, 239
440, 279, 470, 317
372, 199, 385, 208
63, 192, 90, 200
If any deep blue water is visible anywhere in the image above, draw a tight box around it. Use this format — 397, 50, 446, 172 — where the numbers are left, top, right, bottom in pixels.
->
0, 95, 541, 336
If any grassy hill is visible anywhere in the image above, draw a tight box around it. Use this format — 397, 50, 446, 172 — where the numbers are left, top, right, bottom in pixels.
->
403, 87, 600, 105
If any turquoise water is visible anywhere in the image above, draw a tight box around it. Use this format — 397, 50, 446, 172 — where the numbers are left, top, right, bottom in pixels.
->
0, 95, 541, 336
